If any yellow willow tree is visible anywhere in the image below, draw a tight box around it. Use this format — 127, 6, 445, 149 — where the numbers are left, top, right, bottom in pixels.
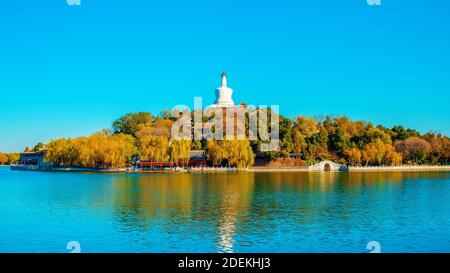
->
9, 153, 20, 163
45, 138, 76, 167
86, 132, 109, 167
206, 140, 254, 168
103, 133, 136, 167
362, 139, 385, 166
72, 136, 92, 167
139, 135, 170, 162
206, 140, 227, 166
224, 140, 255, 168
45, 133, 136, 168
169, 140, 191, 166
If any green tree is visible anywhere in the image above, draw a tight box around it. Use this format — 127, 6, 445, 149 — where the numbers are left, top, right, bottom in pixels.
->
112, 112, 153, 136
278, 116, 293, 158
329, 128, 347, 152
34, 142, 45, 152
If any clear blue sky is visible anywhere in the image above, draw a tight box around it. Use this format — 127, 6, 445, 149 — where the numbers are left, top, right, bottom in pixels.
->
1, 0, 449, 152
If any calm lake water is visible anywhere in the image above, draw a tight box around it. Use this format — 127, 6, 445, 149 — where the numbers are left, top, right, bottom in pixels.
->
0, 166, 449, 253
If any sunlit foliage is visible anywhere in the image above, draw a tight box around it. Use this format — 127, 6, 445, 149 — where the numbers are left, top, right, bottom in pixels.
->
45, 133, 136, 168
18, 110, 449, 168
169, 140, 192, 166
206, 140, 254, 168
0, 153, 19, 165
139, 135, 170, 162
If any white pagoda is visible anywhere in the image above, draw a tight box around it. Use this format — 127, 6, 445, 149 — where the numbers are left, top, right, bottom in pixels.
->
211, 72, 235, 108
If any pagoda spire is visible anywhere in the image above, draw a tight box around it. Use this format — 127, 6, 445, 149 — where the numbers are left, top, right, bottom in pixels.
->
221, 72, 227, 87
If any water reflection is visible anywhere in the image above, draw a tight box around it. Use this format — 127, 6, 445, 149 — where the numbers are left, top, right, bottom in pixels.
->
105, 171, 450, 252
2, 167, 450, 252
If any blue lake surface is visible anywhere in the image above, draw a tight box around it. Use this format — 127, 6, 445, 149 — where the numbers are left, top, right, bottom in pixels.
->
0, 166, 449, 253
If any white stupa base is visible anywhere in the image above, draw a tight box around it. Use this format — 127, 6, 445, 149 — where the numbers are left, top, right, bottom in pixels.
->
210, 102, 235, 108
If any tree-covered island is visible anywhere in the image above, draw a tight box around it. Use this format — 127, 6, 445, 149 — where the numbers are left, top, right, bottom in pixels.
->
7, 107, 446, 170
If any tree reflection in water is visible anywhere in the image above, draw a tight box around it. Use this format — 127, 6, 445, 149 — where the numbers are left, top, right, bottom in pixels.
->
107, 171, 450, 252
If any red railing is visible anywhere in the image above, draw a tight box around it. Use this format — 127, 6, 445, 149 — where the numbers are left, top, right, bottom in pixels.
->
138, 161, 174, 169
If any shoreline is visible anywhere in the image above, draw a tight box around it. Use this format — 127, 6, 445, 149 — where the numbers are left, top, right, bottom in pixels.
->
347, 166, 450, 172
250, 166, 450, 173
6, 165, 450, 173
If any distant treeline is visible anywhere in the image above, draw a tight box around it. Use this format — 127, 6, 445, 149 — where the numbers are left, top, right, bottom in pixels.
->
0, 153, 20, 165
17, 109, 450, 168
275, 115, 449, 166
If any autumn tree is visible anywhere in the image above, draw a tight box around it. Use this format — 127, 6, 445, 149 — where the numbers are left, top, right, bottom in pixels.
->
34, 110, 449, 169
362, 139, 402, 166
45, 138, 76, 167
0, 153, 20, 165
0, 153, 9, 165
362, 139, 384, 166
136, 119, 174, 139
169, 140, 192, 166
45, 133, 136, 168
7, 153, 20, 164
206, 140, 254, 168
139, 135, 170, 162
344, 147, 362, 166
394, 137, 431, 164
206, 140, 227, 166
423, 132, 450, 165
292, 130, 306, 159
384, 143, 403, 166
223, 140, 255, 168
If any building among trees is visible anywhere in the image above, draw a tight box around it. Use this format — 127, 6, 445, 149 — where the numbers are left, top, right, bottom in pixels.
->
9, 73, 449, 171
